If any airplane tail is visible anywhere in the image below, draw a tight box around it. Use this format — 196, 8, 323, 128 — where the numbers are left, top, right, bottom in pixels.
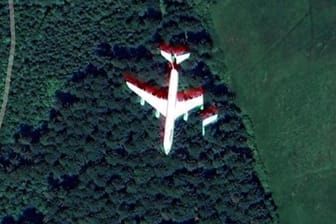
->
159, 42, 190, 64
160, 51, 190, 64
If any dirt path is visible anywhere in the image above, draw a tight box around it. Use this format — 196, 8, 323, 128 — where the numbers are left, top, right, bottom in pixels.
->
0, 0, 16, 129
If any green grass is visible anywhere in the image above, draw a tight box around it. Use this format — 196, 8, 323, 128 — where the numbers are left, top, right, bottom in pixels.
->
210, 0, 336, 223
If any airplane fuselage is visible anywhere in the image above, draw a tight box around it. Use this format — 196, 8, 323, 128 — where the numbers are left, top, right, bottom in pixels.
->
124, 45, 209, 155
163, 68, 179, 154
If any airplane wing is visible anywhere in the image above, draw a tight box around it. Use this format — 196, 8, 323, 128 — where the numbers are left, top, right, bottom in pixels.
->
174, 87, 204, 119
123, 73, 168, 117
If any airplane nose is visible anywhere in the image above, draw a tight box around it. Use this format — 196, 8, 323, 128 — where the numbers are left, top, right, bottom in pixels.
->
163, 141, 172, 155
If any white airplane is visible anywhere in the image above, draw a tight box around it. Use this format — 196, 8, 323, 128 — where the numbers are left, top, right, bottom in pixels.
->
124, 43, 217, 155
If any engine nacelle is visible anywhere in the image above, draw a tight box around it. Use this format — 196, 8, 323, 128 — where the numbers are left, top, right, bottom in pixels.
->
183, 112, 188, 121
140, 98, 145, 106
155, 110, 160, 118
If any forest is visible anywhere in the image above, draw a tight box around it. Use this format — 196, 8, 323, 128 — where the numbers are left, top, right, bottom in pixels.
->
0, 0, 277, 223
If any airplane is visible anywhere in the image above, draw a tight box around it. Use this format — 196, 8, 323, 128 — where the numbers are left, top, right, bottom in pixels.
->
123, 43, 218, 155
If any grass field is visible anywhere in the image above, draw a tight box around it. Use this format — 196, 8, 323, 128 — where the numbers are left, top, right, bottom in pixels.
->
210, 0, 336, 223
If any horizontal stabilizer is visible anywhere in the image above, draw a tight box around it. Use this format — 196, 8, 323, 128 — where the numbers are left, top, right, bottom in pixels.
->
160, 50, 190, 64
159, 42, 190, 64
175, 53, 190, 64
